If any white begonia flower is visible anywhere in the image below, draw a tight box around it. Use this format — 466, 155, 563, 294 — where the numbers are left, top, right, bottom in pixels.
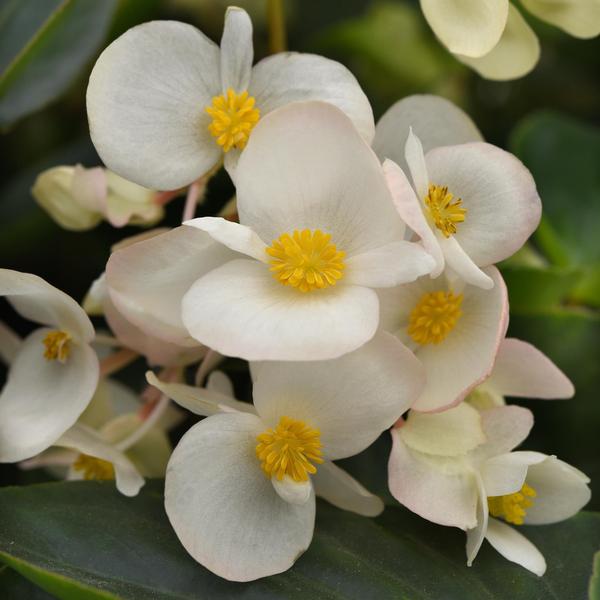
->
86, 7, 375, 191
32, 165, 163, 231
467, 337, 574, 410
420, 0, 599, 80
378, 267, 508, 412
180, 101, 436, 361
384, 129, 541, 288
388, 402, 591, 576
148, 332, 425, 581
0, 270, 99, 463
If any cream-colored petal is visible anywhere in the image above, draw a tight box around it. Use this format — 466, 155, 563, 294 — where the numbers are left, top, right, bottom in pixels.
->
521, 0, 600, 38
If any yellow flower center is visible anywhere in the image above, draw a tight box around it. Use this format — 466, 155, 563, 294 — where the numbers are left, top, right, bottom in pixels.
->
72, 454, 115, 481
206, 88, 260, 152
408, 290, 463, 345
488, 483, 537, 525
266, 229, 345, 293
42, 330, 72, 362
256, 416, 324, 482
424, 184, 466, 238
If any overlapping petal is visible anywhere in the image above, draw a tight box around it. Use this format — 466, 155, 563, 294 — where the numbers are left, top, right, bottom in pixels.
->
220, 7, 253, 92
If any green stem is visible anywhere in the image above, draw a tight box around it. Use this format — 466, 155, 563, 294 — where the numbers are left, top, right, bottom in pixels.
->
267, 0, 287, 54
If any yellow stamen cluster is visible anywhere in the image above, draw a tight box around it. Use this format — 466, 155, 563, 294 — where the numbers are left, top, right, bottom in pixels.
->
267, 229, 345, 293
42, 330, 72, 362
408, 290, 463, 345
488, 483, 537, 525
424, 184, 467, 238
72, 454, 115, 481
256, 416, 324, 482
206, 88, 260, 152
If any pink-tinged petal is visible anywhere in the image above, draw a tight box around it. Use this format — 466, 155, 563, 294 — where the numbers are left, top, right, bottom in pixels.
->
106, 226, 237, 347
485, 518, 546, 576
404, 129, 429, 200
425, 142, 541, 266
182, 258, 379, 361
466, 473, 488, 566
412, 267, 508, 412
383, 159, 444, 277
389, 427, 479, 529
474, 405, 534, 458
220, 7, 253, 92
438, 236, 494, 289
165, 412, 315, 581
487, 338, 574, 399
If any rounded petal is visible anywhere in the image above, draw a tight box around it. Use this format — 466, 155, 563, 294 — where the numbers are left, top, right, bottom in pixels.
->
409, 267, 509, 412
182, 259, 380, 361
0, 321, 22, 365
253, 332, 425, 459
87, 21, 221, 190
420, 0, 509, 57
485, 518, 546, 576
389, 428, 479, 529
106, 226, 237, 346
235, 101, 404, 258
438, 236, 494, 289
383, 159, 444, 278
344, 241, 436, 287
481, 450, 547, 497
425, 142, 541, 267
487, 338, 574, 399
249, 53, 374, 143
521, 0, 600, 38
165, 412, 315, 582
57, 423, 144, 497
374, 95, 482, 174
271, 476, 313, 506
456, 5, 540, 81
0, 269, 95, 342
400, 403, 486, 457
0, 331, 99, 463
220, 7, 253, 91
312, 461, 384, 517
184, 217, 268, 262
475, 405, 534, 458
524, 456, 591, 525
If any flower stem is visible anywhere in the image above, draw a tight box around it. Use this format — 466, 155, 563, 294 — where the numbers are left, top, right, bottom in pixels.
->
267, 0, 287, 54
99, 348, 138, 377
116, 393, 170, 452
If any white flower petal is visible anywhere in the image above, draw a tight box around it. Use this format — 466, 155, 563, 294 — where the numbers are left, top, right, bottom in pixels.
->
487, 338, 574, 399
438, 236, 494, 289
146, 371, 254, 416
524, 456, 591, 524
389, 428, 478, 529
312, 461, 384, 517
0, 321, 21, 365
87, 21, 221, 190
106, 226, 237, 346
220, 7, 253, 91
475, 405, 534, 459
420, 0, 509, 57
466, 473, 489, 565
206, 370, 234, 397
0, 330, 99, 463
165, 412, 315, 582
481, 451, 547, 497
345, 241, 435, 287
400, 403, 485, 457
0, 269, 95, 342
56, 423, 144, 497
271, 476, 313, 506
253, 332, 424, 459
456, 5, 540, 81
425, 141, 541, 267
521, 0, 600, 38
485, 518, 546, 576
249, 53, 374, 143
182, 258, 379, 361
235, 101, 403, 257
374, 95, 483, 174
383, 159, 444, 277
404, 129, 430, 200
184, 217, 268, 262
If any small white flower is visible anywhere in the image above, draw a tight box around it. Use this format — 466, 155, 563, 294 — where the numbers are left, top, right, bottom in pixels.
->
86, 6, 375, 190
384, 129, 541, 288
180, 101, 435, 361
149, 333, 425, 581
389, 402, 591, 575
378, 267, 508, 412
0, 270, 99, 462
32, 165, 162, 230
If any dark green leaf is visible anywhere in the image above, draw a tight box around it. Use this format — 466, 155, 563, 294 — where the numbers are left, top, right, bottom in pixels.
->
0, 481, 598, 599
0, 0, 118, 129
0, 565, 54, 599
590, 552, 600, 600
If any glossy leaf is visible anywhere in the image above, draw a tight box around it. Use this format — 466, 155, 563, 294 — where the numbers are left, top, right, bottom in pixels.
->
0, 481, 597, 599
